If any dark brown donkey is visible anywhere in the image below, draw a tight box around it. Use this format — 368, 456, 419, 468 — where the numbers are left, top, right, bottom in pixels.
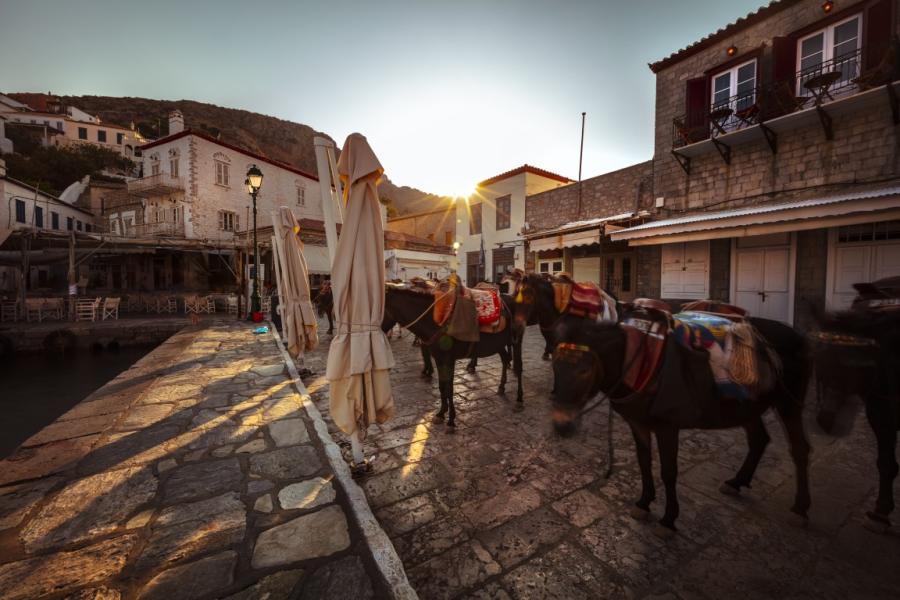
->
813, 290, 899, 532
382, 286, 523, 430
548, 312, 811, 536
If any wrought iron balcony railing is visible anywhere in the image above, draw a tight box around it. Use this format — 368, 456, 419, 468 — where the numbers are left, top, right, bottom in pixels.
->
126, 173, 185, 197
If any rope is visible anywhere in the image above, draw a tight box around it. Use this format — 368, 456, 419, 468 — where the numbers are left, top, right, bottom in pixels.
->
398, 289, 452, 330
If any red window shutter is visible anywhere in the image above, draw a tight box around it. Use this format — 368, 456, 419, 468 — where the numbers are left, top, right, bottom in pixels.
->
772, 36, 796, 83
684, 77, 709, 135
863, 0, 893, 73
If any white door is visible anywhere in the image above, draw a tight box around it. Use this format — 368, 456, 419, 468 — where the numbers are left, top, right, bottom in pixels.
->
734, 246, 792, 322
573, 257, 601, 284
833, 242, 900, 310
661, 241, 709, 299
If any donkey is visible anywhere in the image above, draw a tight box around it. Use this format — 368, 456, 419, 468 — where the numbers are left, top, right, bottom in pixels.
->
382, 286, 523, 430
314, 285, 334, 335
813, 306, 899, 532
549, 313, 811, 536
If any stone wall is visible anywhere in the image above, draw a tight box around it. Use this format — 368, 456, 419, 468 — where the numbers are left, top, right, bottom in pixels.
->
636, 246, 661, 300
652, 0, 900, 213
386, 209, 455, 245
794, 229, 828, 330
526, 162, 654, 232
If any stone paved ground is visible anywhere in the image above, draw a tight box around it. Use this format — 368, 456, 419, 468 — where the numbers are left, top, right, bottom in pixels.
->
0, 322, 386, 600
302, 318, 900, 600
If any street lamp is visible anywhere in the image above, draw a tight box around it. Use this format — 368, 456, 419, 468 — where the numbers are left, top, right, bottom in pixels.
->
246, 165, 263, 319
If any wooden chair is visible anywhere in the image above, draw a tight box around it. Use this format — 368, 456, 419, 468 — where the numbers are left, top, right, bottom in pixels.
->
159, 296, 177, 314
42, 298, 64, 321
1, 301, 18, 323
854, 38, 899, 91
102, 297, 120, 320
25, 298, 43, 323
203, 295, 216, 314
261, 296, 272, 318
126, 294, 144, 313
226, 295, 239, 316
761, 81, 810, 120
672, 117, 708, 146
76, 297, 98, 322
184, 294, 201, 315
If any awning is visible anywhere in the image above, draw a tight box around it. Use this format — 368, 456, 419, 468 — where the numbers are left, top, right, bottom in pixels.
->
527, 212, 633, 252
303, 244, 331, 274
611, 186, 900, 246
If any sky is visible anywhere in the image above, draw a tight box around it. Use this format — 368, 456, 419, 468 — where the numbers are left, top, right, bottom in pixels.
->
0, 0, 766, 197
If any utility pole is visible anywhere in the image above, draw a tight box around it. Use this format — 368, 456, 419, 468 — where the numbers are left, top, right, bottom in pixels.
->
577, 112, 586, 218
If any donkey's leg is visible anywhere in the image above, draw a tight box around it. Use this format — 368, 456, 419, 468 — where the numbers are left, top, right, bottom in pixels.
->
776, 403, 811, 523
498, 347, 509, 396
629, 422, 655, 520
542, 329, 553, 361
433, 357, 450, 423
514, 339, 524, 406
721, 416, 770, 495
864, 395, 898, 530
655, 426, 681, 536
327, 311, 334, 335
420, 344, 434, 378
446, 365, 457, 430
467, 355, 477, 373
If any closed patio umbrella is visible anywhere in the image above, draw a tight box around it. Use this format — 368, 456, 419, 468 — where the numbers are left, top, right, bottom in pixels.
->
273, 206, 318, 357
326, 133, 395, 437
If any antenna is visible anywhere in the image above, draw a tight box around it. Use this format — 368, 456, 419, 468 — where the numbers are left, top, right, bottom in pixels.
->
577, 112, 586, 218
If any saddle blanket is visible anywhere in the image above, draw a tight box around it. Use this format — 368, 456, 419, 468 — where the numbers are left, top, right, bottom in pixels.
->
469, 287, 501, 326
554, 281, 617, 322
671, 311, 757, 399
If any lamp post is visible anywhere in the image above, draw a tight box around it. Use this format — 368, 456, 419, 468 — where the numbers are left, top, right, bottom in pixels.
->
245, 165, 263, 318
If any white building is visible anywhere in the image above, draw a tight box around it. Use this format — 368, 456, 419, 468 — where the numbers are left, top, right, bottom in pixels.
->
455, 165, 572, 285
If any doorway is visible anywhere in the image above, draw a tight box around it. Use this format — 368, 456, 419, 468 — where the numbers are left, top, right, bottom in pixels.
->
603, 253, 636, 302
731, 234, 795, 324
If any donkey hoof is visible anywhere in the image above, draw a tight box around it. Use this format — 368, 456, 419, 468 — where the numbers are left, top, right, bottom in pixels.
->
513, 403, 524, 413
497, 387, 506, 396
719, 482, 741, 497
432, 414, 445, 424
652, 522, 677, 539
629, 505, 652, 521
466, 366, 476, 374
542, 353, 551, 361
787, 511, 810, 529
863, 511, 892, 533
445, 424, 457, 434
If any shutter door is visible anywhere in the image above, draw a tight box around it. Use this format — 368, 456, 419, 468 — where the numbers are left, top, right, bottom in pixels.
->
684, 77, 709, 136
682, 241, 709, 298
768, 36, 798, 119
864, 0, 893, 73
661, 244, 684, 297
572, 257, 601, 285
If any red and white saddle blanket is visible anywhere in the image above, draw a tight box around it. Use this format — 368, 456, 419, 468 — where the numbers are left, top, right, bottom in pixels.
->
469, 287, 501, 326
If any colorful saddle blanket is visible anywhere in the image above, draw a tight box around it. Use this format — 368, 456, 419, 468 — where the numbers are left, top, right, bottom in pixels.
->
470, 285, 502, 326
670, 311, 758, 399
553, 281, 617, 322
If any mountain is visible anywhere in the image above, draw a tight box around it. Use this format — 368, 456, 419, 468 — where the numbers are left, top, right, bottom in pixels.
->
7, 93, 449, 215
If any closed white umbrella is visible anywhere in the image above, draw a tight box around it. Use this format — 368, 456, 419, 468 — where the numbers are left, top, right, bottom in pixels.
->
326, 133, 395, 438
273, 206, 318, 357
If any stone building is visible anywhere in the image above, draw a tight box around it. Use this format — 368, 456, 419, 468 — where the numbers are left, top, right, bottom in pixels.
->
455, 165, 572, 286
606, 0, 899, 328
386, 206, 457, 247
524, 161, 654, 301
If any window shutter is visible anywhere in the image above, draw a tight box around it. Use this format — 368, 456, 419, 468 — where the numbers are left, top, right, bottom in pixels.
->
218, 210, 223, 230
235, 213, 239, 231
684, 77, 709, 137
772, 36, 796, 84
864, 0, 893, 73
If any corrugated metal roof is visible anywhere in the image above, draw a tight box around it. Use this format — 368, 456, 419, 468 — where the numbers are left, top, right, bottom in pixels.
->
617, 186, 900, 234
527, 212, 634, 238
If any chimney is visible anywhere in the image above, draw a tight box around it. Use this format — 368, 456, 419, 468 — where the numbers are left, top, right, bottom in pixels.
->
168, 110, 184, 135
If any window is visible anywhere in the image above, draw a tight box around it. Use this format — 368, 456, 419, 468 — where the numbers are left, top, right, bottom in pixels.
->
444, 231, 453, 245
538, 259, 564, 276
78, 127, 87, 140
798, 14, 861, 92
34, 206, 43, 228
116, 132, 125, 144
76, 220, 83, 231
97, 130, 107, 143
85, 223, 92, 232
43, 120, 49, 126
56, 122, 63, 131
711, 59, 756, 111
838, 220, 900, 243
215, 161, 230, 186
150, 160, 160, 176
469, 203, 482, 235
51, 211, 59, 230
297, 184, 306, 206
170, 158, 179, 177
15, 199, 26, 223
67, 217, 73, 231
495, 195, 511, 230
218, 210, 238, 232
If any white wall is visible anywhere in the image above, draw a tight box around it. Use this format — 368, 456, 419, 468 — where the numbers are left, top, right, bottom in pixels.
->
1, 177, 95, 232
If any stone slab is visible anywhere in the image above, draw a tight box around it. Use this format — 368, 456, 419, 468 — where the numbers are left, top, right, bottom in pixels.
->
138, 551, 236, 600
299, 556, 374, 600
0, 436, 99, 486
221, 570, 305, 600
251, 505, 350, 569
0, 534, 136, 600
23, 415, 116, 447
269, 418, 310, 447
0, 476, 62, 530
278, 477, 336, 510
249, 446, 321, 480
162, 458, 243, 504
20, 466, 157, 550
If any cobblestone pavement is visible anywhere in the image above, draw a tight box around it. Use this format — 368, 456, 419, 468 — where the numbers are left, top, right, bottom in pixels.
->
0, 322, 385, 600
303, 318, 900, 600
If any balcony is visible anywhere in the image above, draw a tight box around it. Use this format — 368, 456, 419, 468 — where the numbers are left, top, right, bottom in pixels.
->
127, 173, 185, 198
98, 219, 186, 239
671, 45, 899, 174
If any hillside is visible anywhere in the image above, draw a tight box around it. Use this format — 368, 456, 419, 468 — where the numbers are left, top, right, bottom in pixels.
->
7, 93, 449, 215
